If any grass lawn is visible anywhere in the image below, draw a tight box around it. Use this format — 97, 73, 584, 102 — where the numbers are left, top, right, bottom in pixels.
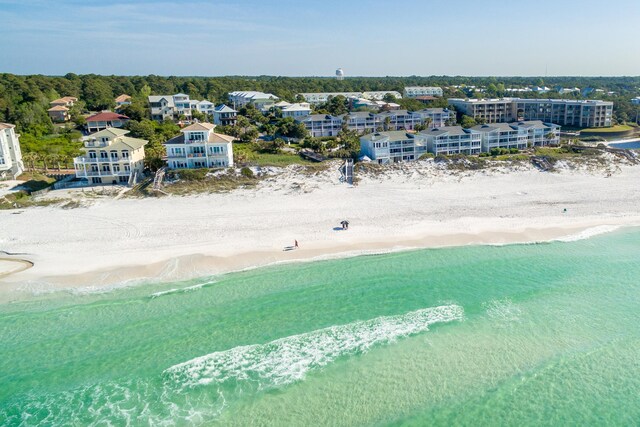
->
249, 152, 315, 167
581, 125, 633, 133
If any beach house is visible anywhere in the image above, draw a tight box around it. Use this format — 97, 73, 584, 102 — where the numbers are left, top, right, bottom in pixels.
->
74, 128, 147, 185
0, 123, 24, 180
163, 123, 234, 169
228, 91, 279, 111
85, 111, 130, 133
213, 104, 238, 126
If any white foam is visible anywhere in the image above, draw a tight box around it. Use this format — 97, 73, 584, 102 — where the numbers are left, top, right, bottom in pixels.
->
554, 225, 620, 242
150, 280, 217, 298
164, 305, 463, 390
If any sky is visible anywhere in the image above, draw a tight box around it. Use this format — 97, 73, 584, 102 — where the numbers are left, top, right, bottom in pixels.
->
1, 0, 639, 77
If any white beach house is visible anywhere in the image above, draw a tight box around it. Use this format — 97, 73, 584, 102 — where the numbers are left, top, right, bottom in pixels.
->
0, 123, 24, 180
163, 123, 234, 169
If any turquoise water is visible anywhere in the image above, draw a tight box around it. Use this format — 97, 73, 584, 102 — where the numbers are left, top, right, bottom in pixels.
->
1, 229, 640, 426
609, 141, 640, 149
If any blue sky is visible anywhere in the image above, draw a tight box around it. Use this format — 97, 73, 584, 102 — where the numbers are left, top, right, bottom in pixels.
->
1, 0, 639, 76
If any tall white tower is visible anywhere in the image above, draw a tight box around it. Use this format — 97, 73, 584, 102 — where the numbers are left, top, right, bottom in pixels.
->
336, 68, 344, 81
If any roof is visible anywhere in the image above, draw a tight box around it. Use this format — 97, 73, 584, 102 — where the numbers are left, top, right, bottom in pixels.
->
48, 105, 69, 112
282, 103, 311, 112
513, 120, 559, 129
148, 95, 176, 107
0, 123, 15, 130
196, 100, 214, 106
113, 136, 148, 151
115, 94, 131, 103
228, 91, 279, 101
273, 101, 292, 108
164, 131, 235, 145
181, 122, 216, 132
470, 123, 518, 133
50, 96, 77, 104
214, 104, 237, 113
300, 114, 340, 121
419, 126, 470, 137
87, 128, 130, 139
361, 131, 415, 143
86, 111, 129, 122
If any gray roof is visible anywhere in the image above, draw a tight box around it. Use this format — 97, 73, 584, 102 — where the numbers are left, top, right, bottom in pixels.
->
419, 126, 469, 137
299, 114, 340, 121
214, 104, 237, 113
361, 131, 415, 143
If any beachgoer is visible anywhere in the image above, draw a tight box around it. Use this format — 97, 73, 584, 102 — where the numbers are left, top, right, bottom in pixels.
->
295, 240, 299, 249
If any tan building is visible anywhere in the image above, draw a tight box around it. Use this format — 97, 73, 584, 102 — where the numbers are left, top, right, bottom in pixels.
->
74, 128, 147, 185
48, 96, 78, 122
48, 105, 70, 122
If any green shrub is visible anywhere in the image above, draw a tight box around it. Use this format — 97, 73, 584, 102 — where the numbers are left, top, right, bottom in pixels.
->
178, 168, 208, 181
240, 167, 254, 178
419, 153, 435, 160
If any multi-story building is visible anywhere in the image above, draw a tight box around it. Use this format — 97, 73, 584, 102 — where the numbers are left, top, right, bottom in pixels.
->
148, 94, 214, 121
50, 96, 77, 108
449, 98, 613, 128
163, 123, 234, 169
0, 123, 24, 180
404, 86, 444, 98
360, 131, 428, 164
296, 108, 454, 137
513, 121, 561, 147
298, 92, 361, 104
513, 99, 613, 128
74, 128, 147, 185
213, 104, 238, 126
469, 123, 530, 152
297, 114, 343, 137
281, 103, 312, 118
85, 111, 130, 133
195, 100, 215, 118
361, 91, 402, 101
298, 91, 401, 104
412, 108, 455, 127
416, 126, 482, 156
448, 98, 516, 123
48, 105, 71, 122
228, 91, 279, 110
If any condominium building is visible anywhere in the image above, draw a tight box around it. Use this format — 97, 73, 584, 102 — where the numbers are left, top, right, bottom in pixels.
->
513, 99, 613, 128
163, 123, 234, 169
85, 111, 130, 133
448, 98, 613, 127
298, 92, 362, 104
299, 91, 401, 104
0, 123, 24, 180
228, 91, 279, 110
416, 126, 482, 156
360, 131, 425, 164
297, 114, 343, 137
213, 104, 238, 126
296, 108, 454, 137
513, 121, 561, 147
404, 86, 443, 98
74, 128, 147, 185
448, 98, 515, 123
412, 108, 455, 127
469, 123, 530, 152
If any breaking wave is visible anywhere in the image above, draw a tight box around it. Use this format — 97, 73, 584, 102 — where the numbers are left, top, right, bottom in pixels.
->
165, 304, 463, 391
554, 225, 620, 243
150, 280, 217, 299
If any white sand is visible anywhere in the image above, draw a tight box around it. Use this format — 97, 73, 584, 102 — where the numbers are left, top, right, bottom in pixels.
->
1, 158, 639, 297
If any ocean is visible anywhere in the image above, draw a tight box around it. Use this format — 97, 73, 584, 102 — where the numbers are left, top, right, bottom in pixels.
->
1, 228, 640, 426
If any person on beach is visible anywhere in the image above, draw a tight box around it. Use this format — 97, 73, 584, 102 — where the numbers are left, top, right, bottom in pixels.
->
295, 240, 299, 249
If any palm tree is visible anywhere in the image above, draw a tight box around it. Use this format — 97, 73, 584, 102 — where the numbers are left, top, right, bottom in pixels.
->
22, 152, 38, 172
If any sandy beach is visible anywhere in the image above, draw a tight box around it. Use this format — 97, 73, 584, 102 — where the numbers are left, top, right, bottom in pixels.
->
1, 157, 639, 298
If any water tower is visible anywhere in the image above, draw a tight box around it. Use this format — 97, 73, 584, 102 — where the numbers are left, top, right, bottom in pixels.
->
336, 68, 344, 81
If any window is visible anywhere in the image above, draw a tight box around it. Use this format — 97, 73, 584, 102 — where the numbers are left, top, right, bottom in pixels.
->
122, 151, 129, 159
101, 165, 110, 172
113, 164, 120, 172
89, 151, 97, 159
100, 151, 108, 159
110, 151, 118, 160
